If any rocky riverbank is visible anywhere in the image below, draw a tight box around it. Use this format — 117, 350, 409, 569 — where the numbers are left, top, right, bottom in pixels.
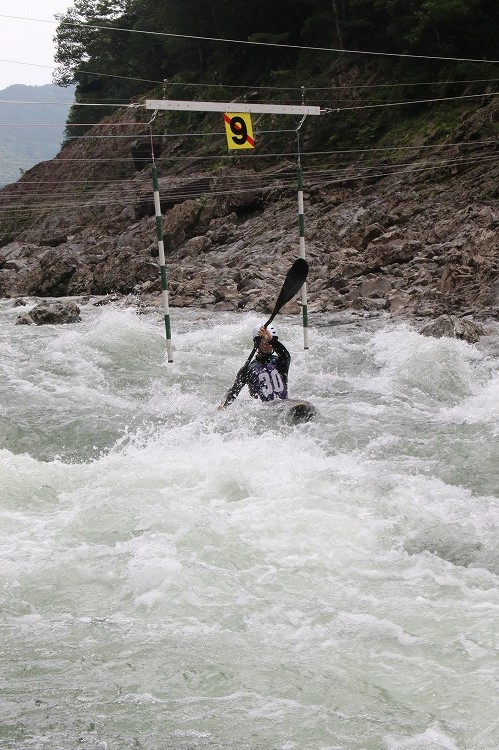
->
0, 98, 497, 321
12, 295, 490, 346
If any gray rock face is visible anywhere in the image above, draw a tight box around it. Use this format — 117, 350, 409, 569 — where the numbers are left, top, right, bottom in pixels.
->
0, 100, 497, 325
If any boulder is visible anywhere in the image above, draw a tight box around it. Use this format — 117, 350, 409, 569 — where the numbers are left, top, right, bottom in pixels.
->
360, 276, 392, 298
420, 315, 485, 343
16, 300, 81, 326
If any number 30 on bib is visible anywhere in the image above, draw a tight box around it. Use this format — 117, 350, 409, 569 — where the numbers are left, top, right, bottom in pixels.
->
224, 113, 255, 150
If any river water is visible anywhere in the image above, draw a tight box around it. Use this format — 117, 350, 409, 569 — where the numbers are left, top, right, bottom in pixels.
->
1, 300, 498, 750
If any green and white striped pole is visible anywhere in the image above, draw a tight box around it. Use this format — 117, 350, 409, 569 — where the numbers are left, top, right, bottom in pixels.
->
152, 162, 173, 362
296, 111, 309, 350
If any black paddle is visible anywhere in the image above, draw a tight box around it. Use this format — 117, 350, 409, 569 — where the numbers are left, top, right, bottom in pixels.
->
224, 258, 309, 403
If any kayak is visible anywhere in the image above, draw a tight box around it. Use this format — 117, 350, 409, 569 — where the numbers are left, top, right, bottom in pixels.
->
273, 399, 317, 425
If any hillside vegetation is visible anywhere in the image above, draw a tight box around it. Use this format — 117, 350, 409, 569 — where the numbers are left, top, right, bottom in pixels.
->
54, 0, 498, 147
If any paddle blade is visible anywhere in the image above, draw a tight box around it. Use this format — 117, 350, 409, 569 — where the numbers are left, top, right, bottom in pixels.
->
266, 258, 308, 325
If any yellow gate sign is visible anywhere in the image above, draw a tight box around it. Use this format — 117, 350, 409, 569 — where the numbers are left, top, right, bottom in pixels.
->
224, 112, 255, 150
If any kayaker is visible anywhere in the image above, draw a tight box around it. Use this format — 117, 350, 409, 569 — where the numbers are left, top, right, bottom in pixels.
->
220, 323, 290, 408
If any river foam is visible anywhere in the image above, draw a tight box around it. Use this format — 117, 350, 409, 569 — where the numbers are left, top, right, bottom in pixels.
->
1, 302, 497, 749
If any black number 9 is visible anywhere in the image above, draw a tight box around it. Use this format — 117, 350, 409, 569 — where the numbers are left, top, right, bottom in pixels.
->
230, 116, 248, 145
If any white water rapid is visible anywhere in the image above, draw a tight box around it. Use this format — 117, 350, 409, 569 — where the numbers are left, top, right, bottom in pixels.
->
1, 300, 498, 750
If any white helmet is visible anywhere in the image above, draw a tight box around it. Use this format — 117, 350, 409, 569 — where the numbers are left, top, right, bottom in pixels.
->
253, 322, 278, 340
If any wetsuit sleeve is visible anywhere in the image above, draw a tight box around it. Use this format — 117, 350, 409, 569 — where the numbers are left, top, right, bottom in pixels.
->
223, 364, 249, 407
272, 339, 291, 376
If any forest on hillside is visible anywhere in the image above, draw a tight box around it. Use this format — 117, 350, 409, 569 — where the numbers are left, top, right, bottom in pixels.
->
54, 0, 499, 147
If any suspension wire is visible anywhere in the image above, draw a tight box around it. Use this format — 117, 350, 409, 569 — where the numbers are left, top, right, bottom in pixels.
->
2, 89, 497, 112
58, 128, 298, 140
322, 90, 498, 113
1, 153, 497, 211
1, 14, 498, 64
1, 156, 497, 231
1, 137, 495, 166
1, 161, 497, 209
14, 140, 493, 163
1, 57, 497, 92
1, 151, 496, 203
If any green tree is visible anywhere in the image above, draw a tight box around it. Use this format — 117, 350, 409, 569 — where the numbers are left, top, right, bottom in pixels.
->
403, 0, 498, 57
54, 0, 130, 86
54, 0, 149, 143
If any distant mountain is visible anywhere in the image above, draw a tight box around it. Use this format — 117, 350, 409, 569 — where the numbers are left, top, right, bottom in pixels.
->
0, 84, 74, 187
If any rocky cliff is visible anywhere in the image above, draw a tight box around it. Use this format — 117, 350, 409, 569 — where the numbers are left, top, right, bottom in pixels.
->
0, 96, 497, 320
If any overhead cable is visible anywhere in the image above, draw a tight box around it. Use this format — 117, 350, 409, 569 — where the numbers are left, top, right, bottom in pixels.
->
0, 14, 498, 65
